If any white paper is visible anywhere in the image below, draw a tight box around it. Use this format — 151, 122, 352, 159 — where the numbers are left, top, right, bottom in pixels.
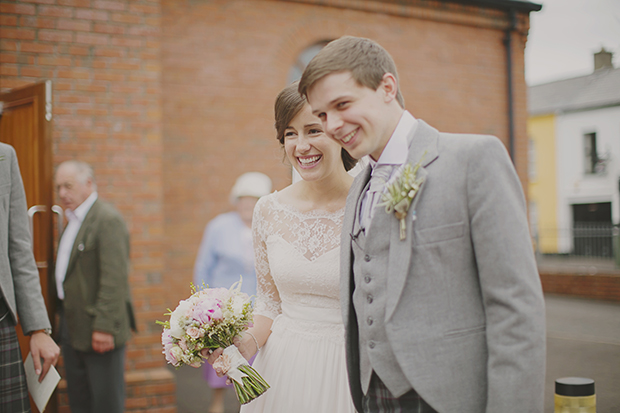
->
24, 352, 61, 412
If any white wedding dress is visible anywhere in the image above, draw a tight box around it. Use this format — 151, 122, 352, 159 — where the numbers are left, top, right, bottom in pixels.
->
240, 192, 356, 413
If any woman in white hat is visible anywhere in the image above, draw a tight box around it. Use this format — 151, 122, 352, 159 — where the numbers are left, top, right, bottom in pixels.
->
193, 172, 272, 413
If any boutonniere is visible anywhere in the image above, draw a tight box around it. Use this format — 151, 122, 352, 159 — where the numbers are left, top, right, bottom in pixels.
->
378, 153, 426, 240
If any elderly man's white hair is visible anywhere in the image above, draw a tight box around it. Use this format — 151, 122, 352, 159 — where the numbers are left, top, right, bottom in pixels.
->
58, 160, 98, 190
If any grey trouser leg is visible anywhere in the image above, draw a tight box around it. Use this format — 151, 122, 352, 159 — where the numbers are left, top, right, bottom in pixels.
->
61, 315, 126, 413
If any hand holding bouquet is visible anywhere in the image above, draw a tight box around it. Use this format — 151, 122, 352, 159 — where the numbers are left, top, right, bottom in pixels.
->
158, 279, 269, 404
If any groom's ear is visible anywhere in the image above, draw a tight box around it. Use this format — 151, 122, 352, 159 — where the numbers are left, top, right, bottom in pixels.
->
379, 73, 398, 104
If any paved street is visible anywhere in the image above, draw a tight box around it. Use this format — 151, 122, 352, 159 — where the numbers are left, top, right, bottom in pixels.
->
171, 363, 240, 413
172, 294, 620, 413
544, 294, 620, 413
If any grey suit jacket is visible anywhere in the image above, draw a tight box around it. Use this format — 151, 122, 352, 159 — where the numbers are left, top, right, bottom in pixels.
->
341, 121, 546, 412
0, 143, 51, 333
57, 199, 136, 352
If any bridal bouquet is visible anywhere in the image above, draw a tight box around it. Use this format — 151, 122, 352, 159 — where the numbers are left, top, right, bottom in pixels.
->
157, 279, 269, 404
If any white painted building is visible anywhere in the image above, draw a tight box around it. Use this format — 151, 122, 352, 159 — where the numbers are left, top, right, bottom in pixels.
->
529, 49, 620, 255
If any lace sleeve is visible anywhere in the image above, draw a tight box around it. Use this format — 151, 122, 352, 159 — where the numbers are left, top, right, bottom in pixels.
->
252, 196, 282, 320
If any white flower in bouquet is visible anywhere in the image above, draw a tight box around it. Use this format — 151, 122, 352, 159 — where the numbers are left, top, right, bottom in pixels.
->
157, 277, 269, 404
168, 298, 192, 339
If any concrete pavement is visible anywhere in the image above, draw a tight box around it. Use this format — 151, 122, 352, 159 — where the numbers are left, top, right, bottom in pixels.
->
544, 294, 620, 413
171, 294, 620, 412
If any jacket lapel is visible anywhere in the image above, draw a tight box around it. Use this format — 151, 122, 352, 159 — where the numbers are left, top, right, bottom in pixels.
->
385, 120, 439, 321
341, 164, 371, 319
64, 200, 99, 280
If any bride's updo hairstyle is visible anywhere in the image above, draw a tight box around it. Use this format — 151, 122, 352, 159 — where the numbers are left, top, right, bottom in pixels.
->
274, 81, 357, 172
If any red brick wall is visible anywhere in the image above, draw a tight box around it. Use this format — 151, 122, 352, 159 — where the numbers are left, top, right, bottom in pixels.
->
541, 272, 620, 302
0, 0, 172, 411
1, 0, 535, 410
161, 0, 533, 304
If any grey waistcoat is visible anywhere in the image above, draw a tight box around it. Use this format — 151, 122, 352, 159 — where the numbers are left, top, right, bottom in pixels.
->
352, 198, 412, 397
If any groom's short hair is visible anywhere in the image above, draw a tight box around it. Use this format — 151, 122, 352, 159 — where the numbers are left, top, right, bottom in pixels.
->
298, 36, 405, 108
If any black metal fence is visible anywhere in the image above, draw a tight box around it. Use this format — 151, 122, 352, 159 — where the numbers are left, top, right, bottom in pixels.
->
572, 223, 615, 258
535, 224, 620, 259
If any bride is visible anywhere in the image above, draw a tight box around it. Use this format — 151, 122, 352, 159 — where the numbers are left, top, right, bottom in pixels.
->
206, 82, 357, 412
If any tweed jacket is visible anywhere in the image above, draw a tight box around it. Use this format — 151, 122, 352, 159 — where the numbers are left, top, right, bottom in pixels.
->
57, 198, 136, 352
0, 143, 51, 333
341, 120, 546, 413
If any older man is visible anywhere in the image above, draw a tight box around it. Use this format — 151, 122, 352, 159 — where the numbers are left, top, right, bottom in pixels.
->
54, 160, 136, 413
0, 143, 60, 412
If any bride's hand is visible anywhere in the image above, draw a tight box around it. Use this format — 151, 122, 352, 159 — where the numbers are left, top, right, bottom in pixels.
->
199, 347, 230, 381
200, 348, 224, 370
234, 332, 258, 361
199, 331, 257, 378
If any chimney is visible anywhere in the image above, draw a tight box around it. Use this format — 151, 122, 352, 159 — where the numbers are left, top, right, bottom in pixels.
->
594, 48, 613, 71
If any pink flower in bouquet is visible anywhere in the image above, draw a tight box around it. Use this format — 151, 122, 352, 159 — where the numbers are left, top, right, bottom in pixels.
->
178, 337, 188, 351
164, 347, 177, 366
162, 329, 179, 365
186, 327, 203, 339
211, 306, 224, 321
170, 346, 183, 365
162, 328, 173, 346
192, 296, 223, 325
213, 353, 232, 374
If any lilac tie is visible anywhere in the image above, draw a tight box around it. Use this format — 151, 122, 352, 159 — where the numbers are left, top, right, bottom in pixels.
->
361, 164, 393, 229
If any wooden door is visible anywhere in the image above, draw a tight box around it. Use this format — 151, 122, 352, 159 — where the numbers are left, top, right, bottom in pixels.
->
0, 81, 57, 413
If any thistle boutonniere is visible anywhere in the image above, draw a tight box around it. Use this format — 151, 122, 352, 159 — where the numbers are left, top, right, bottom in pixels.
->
378, 153, 426, 240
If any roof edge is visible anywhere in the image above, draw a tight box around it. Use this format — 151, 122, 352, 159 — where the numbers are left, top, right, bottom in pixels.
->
530, 101, 620, 116
280, 0, 543, 13
450, 0, 542, 12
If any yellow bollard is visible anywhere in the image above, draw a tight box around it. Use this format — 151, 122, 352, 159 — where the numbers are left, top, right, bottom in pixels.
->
554, 377, 596, 413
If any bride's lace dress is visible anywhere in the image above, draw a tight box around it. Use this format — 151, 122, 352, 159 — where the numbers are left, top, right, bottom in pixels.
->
240, 192, 355, 412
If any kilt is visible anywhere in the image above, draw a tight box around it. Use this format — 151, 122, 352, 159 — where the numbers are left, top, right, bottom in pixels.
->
0, 309, 31, 413
362, 373, 437, 413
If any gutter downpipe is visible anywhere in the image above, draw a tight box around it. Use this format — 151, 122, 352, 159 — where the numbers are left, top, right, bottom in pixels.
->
503, 8, 517, 162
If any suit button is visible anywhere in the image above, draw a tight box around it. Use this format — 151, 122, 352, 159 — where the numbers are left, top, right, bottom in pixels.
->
364, 276, 371, 284
368, 341, 375, 349
364, 255, 371, 262
367, 295, 373, 304
367, 317, 373, 326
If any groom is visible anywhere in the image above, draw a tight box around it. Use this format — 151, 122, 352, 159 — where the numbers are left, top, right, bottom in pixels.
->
299, 36, 546, 413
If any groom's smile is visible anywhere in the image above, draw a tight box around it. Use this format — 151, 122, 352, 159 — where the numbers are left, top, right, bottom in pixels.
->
340, 127, 359, 145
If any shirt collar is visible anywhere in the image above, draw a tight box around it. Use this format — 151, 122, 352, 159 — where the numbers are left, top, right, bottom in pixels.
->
66, 192, 98, 222
370, 110, 417, 168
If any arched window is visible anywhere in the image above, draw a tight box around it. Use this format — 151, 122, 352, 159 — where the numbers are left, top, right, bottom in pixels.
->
287, 41, 330, 84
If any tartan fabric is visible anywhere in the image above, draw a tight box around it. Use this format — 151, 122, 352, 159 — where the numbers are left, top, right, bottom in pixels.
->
362, 373, 437, 413
0, 315, 31, 413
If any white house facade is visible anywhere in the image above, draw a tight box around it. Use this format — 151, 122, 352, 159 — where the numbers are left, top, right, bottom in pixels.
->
555, 105, 620, 253
529, 49, 620, 256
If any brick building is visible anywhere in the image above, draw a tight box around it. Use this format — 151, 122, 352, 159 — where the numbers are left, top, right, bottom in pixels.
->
0, 0, 540, 411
